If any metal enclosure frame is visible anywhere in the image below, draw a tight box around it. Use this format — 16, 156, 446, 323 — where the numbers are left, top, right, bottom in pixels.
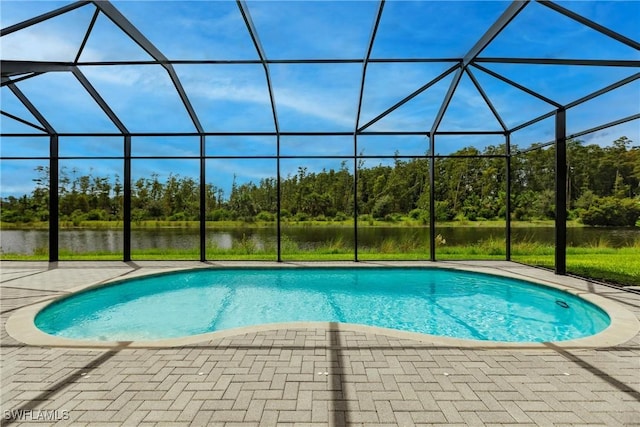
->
1, 0, 639, 274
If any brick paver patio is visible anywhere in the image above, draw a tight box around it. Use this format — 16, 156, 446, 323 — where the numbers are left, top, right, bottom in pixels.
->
1, 261, 639, 426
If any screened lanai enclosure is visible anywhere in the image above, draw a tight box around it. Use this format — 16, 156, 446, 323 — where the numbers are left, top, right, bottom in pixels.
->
1, 1, 639, 279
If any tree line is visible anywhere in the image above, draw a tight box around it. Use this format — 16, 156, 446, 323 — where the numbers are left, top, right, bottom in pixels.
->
1, 137, 639, 227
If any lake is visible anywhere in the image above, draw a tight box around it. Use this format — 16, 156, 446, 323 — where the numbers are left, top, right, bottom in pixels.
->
1, 226, 638, 256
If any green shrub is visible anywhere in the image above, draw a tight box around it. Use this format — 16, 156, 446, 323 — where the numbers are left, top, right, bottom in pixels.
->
333, 211, 348, 221
0, 210, 31, 223
131, 208, 147, 222
294, 212, 309, 221
435, 201, 454, 221
256, 211, 275, 222
70, 209, 87, 226
86, 209, 108, 221
372, 195, 393, 219
462, 205, 478, 221
207, 208, 232, 221
168, 212, 187, 221
513, 207, 530, 221
409, 208, 423, 220
280, 209, 291, 219
580, 197, 640, 227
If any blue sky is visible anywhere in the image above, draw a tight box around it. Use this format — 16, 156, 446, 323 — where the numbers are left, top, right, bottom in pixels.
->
1, 0, 639, 198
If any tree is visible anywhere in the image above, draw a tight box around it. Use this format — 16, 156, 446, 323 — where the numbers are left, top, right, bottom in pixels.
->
2, 136, 637, 227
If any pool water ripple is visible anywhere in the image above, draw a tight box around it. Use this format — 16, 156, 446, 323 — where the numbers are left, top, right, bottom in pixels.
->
35, 268, 610, 342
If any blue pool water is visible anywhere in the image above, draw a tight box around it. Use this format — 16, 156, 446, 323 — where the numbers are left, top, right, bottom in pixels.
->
35, 268, 610, 342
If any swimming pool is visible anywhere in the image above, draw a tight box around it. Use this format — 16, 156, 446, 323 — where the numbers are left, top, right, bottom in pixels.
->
35, 268, 610, 343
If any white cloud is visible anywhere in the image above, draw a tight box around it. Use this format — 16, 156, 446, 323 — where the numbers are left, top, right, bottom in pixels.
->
80, 64, 174, 90
188, 79, 271, 105
580, 121, 640, 148
274, 87, 357, 129
174, 64, 360, 130
1, 31, 79, 62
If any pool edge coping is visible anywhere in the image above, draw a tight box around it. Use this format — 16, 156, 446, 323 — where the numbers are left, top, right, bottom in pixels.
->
5, 262, 639, 350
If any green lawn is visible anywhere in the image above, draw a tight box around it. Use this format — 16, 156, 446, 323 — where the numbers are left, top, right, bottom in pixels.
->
2, 219, 637, 285
514, 249, 640, 287
4, 243, 638, 287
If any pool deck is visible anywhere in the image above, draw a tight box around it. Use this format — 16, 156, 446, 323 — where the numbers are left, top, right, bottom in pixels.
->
1, 260, 639, 426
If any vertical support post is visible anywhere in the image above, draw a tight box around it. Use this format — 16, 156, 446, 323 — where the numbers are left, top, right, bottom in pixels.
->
429, 135, 436, 261
49, 134, 59, 262
200, 135, 206, 262
276, 135, 282, 262
354, 135, 359, 262
555, 108, 567, 275
123, 135, 132, 262
505, 133, 512, 261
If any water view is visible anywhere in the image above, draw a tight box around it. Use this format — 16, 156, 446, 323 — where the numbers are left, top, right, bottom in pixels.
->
2, 226, 638, 256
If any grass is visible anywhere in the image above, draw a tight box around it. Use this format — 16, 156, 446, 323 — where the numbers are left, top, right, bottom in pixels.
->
1, 218, 586, 230
2, 221, 636, 285
514, 248, 640, 287
4, 237, 638, 286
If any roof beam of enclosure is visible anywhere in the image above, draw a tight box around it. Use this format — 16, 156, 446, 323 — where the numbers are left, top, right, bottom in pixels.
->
355, 0, 385, 132
463, 1, 529, 67
71, 67, 128, 134
357, 64, 458, 133
509, 73, 639, 135
2, 78, 56, 134
513, 141, 555, 155
237, 0, 280, 135
537, 0, 640, 51
0, 111, 48, 133
471, 63, 562, 108
516, 113, 640, 153
74, 7, 100, 64
465, 68, 507, 132
92, 0, 204, 133
521, 110, 639, 153
565, 73, 639, 110
431, 0, 529, 136
0, 1, 91, 36
0, 61, 74, 78
67, 58, 463, 66
0, 72, 43, 87
236, 0, 281, 261
569, 114, 640, 141
429, 66, 463, 137
510, 110, 556, 134
353, 0, 385, 262
475, 58, 640, 67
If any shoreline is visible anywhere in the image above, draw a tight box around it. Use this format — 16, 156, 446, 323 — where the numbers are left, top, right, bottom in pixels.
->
0, 219, 594, 230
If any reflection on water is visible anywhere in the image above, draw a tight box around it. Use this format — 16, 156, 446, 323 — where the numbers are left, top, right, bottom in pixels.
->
1, 226, 638, 255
